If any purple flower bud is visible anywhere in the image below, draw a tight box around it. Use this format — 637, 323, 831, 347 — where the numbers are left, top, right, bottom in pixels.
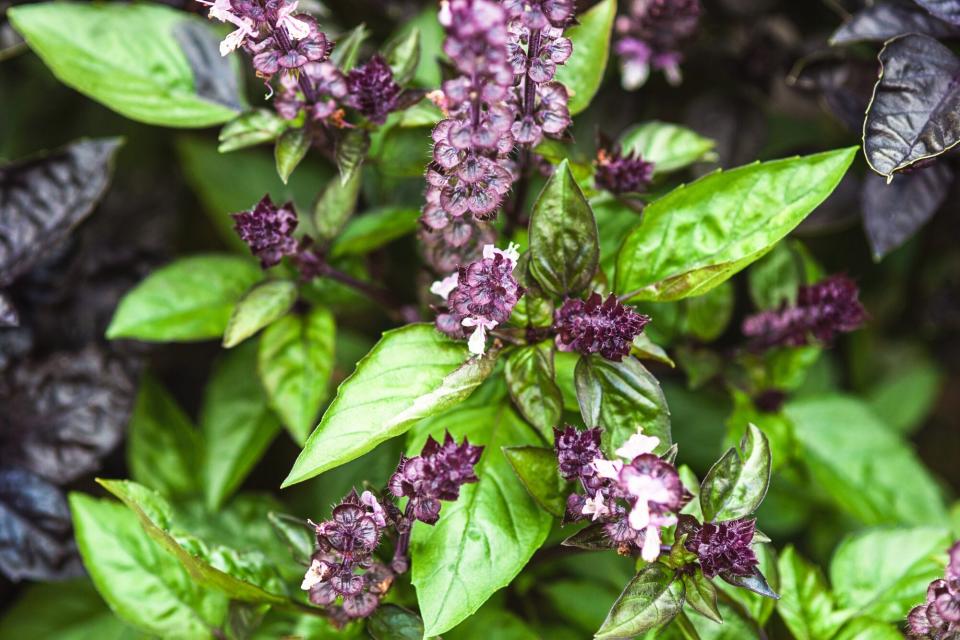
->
742, 275, 867, 349
615, 0, 701, 88
683, 518, 759, 579
275, 61, 347, 122
345, 56, 402, 124
554, 293, 650, 361
908, 542, 960, 638
502, 0, 574, 29
553, 426, 602, 481
388, 431, 484, 525
595, 144, 655, 194
232, 195, 299, 268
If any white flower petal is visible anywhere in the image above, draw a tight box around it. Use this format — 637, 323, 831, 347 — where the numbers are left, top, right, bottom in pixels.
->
592, 458, 622, 480
615, 428, 660, 461
641, 525, 661, 562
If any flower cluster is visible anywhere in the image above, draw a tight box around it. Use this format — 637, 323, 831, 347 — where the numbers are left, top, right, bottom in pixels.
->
232, 195, 299, 268
419, 216, 496, 275
504, 0, 574, 146
679, 516, 759, 579
344, 56, 403, 124
431, 243, 524, 355
908, 542, 960, 639
553, 293, 650, 361
742, 275, 867, 349
421, 0, 516, 244
556, 426, 687, 562
594, 144, 655, 195
301, 490, 395, 622
615, 0, 702, 89
389, 432, 484, 525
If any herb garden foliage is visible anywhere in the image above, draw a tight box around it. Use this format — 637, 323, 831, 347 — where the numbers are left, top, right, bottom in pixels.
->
1, 0, 958, 638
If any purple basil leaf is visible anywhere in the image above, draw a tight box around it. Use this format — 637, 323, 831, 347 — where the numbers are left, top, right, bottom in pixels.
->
861, 162, 954, 259
791, 55, 877, 132
719, 564, 779, 599
0, 290, 17, 327
172, 21, 244, 112
0, 138, 121, 286
0, 346, 138, 484
560, 522, 613, 550
915, 0, 960, 25
830, 1, 960, 45
864, 34, 960, 177
0, 466, 83, 582
798, 171, 862, 235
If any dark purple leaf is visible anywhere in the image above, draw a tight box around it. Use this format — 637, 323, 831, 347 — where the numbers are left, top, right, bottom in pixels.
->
0, 291, 17, 327
172, 21, 243, 112
831, 2, 959, 45
915, 0, 960, 25
864, 34, 960, 177
719, 565, 779, 599
560, 522, 613, 550
861, 162, 954, 259
791, 55, 877, 132
0, 466, 83, 582
797, 171, 862, 235
683, 94, 766, 175
0, 346, 138, 484
0, 138, 121, 286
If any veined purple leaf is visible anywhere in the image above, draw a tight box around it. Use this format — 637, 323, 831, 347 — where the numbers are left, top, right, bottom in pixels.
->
864, 34, 960, 177
831, 2, 959, 45
915, 0, 960, 25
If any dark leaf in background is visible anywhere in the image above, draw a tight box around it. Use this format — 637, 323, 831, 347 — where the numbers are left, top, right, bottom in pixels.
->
862, 161, 953, 259
830, 1, 960, 44
684, 94, 766, 175
797, 171, 862, 235
0, 466, 83, 581
367, 604, 425, 640
915, 0, 960, 25
172, 21, 244, 112
0, 138, 121, 286
0, 346, 138, 484
0, 290, 17, 326
790, 55, 877, 133
864, 34, 960, 178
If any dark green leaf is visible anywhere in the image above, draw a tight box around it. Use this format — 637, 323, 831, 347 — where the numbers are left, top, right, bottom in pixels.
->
776, 546, 849, 640
785, 395, 947, 525
561, 522, 613, 550
107, 254, 262, 342
368, 604, 424, 640
127, 374, 202, 497
0, 578, 139, 639
335, 128, 369, 186
746, 241, 810, 311
202, 341, 280, 509
69, 492, 228, 638
574, 355, 671, 455
615, 148, 857, 302
329, 207, 420, 259
719, 565, 779, 600
218, 109, 289, 153
222, 279, 298, 348
683, 572, 722, 623
274, 128, 311, 185
9, 3, 241, 127
314, 136, 366, 240
283, 325, 494, 486
632, 333, 675, 367
554, 0, 615, 115
864, 34, 960, 178
528, 159, 599, 297
331, 23, 369, 71
409, 387, 552, 636
258, 307, 336, 445
596, 563, 684, 639
620, 122, 716, 175
505, 343, 563, 439
266, 512, 314, 566
699, 424, 771, 522
383, 27, 420, 86
503, 446, 566, 517
683, 283, 734, 342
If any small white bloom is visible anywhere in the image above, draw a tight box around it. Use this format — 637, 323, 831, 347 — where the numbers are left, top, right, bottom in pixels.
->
430, 272, 460, 301
581, 492, 609, 521
219, 27, 251, 56
360, 490, 387, 527
615, 427, 659, 461
462, 317, 496, 356
300, 558, 329, 591
277, 0, 311, 40
640, 524, 661, 562
592, 457, 623, 480
482, 242, 521, 266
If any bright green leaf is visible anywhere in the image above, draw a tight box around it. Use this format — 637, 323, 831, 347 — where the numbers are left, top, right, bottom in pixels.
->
699, 423, 771, 522
222, 279, 297, 348
504, 343, 563, 439
620, 121, 716, 175
776, 546, 850, 640
314, 145, 365, 241
503, 445, 566, 517
107, 255, 262, 342
596, 563, 684, 639
274, 128, 311, 184
330, 207, 421, 259
555, 0, 616, 115
331, 23, 369, 71
683, 571, 722, 624
383, 27, 420, 86
218, 109, 288, 153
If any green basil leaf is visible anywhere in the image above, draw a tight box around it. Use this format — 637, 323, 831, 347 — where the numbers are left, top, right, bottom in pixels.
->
554, 0, 615, 115
368, 604, 424, 640
314, 137, 366, 240
632, 333, 675, 367
9, 3, 241, 127
266, 512, 315, 567
383, 27, 420, 86
69, 493, 228, 638
95, 480, 290, 605
0, 579, 140, 639
574, 355, 671, 455
107, 254, 262, 342
699, 423, 771, 522
202, 341, 280, 510
127, 374, 202, 498
832, 618, 904, 640
620, 121, 717, 175
503, 445, 566, 517
829, 526, 950, 622
528, 159, 599, 298
331, 23, 369, 72
746, 240, 822, 311
283, 324, 495, 486
274, 128, 311, 185
222, 279, 298, 348
683, 571, 722, 624
218, 109, 289, 153
866, 355, 944, 435
785, 395, 947, 525
596, 563, 684, 639
409, 389, 552, 637
258, 307, 336, 445
776, 546, 850, 640
330, 207, 421, 259
615, 148, 857, 302
716, 543, 779, 625
505, 343, 563, 439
